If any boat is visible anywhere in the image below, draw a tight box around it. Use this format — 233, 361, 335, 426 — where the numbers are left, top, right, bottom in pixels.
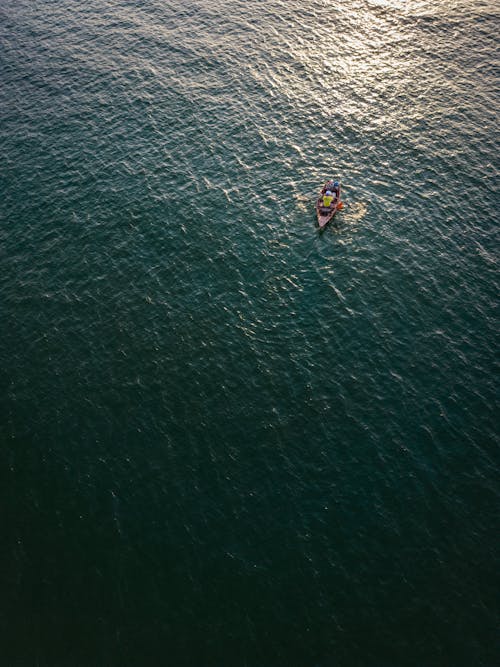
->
316, 181, 342, 229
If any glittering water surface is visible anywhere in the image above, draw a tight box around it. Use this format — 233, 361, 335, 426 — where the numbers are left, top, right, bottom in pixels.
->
1, 1, 499, 665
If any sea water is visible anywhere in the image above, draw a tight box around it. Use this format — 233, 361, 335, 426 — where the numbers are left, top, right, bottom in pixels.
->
1, 1, 498, 665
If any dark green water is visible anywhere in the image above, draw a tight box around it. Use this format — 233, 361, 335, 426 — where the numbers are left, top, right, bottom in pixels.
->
1, 1, 498, 665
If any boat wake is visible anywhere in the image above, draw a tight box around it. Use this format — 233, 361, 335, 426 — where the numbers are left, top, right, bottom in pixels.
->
344, 201, 367, 223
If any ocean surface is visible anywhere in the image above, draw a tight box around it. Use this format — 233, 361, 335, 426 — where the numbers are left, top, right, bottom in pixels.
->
1, 1, 498, 665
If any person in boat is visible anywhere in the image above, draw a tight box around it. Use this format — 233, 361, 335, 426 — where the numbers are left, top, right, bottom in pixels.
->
329, 180, 340, 196
322, 180, 339, 195
322, 190, 335, 208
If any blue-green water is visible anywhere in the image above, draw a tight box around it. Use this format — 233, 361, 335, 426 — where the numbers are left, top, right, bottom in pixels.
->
1, 1, 499, 665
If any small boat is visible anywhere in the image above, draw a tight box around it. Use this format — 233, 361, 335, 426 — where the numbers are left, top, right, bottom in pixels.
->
316, 181, 342, 229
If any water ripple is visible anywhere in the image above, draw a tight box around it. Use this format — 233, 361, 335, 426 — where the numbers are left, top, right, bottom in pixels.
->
1, 1, 499, 665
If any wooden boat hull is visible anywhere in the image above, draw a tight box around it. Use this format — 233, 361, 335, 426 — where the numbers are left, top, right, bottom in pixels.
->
316, 204, 338, 228
316, 182, 341, 228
